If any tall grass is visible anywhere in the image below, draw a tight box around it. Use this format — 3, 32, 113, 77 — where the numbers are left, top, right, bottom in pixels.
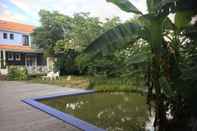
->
29, 75, 145, 93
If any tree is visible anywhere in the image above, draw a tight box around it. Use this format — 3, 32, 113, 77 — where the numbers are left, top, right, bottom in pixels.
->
77, 0, 197, 130
68, 13, 103, 51
31, 10, 71, 56
52, 14, 121, 75
103, 17, 121, 31
54, 13, 121, 53
32, 9, 122, 74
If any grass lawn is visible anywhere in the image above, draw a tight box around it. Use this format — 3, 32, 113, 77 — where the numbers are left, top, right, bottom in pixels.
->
29, 75, 145, 92
29, 75, 90, 89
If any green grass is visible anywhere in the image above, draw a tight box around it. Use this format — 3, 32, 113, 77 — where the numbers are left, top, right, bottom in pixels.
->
89, 76, 144, 92
29, 75, 89, 88
29, 75, 145, 92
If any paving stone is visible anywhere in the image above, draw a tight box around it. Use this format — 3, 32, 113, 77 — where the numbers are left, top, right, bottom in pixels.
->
0, 81, 82, 131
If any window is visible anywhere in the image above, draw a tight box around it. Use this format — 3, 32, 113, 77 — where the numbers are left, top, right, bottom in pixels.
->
3, 33, 7, 39
15, 53, 21, 61
10, 34, 14, 40
7, 52, 14, 61
22, 35, 29, 46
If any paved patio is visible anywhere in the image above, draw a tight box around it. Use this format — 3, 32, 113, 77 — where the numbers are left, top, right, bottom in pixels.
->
0, 81, 82, 131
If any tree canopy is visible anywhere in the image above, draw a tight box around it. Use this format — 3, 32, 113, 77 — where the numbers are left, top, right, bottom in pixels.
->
31, 10, 121, 56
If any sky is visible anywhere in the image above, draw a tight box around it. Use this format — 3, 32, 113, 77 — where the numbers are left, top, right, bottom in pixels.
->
0, 0, 147, 26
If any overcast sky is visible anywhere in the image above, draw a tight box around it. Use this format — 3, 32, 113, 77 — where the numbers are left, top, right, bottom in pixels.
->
0, 0, 147, 26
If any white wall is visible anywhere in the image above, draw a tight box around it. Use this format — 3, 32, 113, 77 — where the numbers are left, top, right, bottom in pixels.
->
0, 30, 31, 46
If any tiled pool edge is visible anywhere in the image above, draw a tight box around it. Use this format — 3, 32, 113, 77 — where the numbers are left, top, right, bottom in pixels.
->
22, 90, 105, 131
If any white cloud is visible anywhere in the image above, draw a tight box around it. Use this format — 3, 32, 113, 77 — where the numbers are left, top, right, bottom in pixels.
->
4, 0, 147, 25
0, 2, 28, 24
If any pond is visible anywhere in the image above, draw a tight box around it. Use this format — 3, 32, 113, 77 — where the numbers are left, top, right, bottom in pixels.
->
39, 92, 152, 131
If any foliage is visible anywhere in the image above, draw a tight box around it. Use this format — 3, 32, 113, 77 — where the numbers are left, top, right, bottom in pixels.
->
55, 50, 80, 75
66, 13, 103, 52
102, 17, 121, 31
89, 76, 144, 93
31, 10, 70, 56
76, 22, 147, 65
77, 0, 197, 130
32, 10, 122, 75
7, 66, 28, 80
85, 55, 121, 77
107, 0, 142, 14
32, 10, 122, 55
53, 14, 121, 54
29, 75, 143, 93
53, 14, 121, 75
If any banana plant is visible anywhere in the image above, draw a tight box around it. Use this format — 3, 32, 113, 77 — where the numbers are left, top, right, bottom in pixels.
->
77, 0, 197, 130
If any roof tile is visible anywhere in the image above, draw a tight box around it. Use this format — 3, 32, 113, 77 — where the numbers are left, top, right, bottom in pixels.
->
0, 20, 34, 33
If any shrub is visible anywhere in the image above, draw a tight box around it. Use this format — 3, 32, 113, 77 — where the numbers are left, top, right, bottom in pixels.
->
7, 66, 28, 80
55, 50, 81, 75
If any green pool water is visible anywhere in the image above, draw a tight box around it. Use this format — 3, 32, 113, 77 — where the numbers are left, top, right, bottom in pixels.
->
39, 92, 150, 131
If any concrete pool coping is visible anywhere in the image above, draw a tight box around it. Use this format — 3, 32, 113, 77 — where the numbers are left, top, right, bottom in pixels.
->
22, 90, 105, 131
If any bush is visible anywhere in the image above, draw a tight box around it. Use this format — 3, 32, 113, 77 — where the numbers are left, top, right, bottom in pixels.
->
85, 55, 122, 77
55, 50, 81, 75
7, 66, 28, 80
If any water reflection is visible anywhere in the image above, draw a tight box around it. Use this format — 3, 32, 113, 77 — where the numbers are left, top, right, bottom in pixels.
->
65, 100, 88, 110
40, 93, 153, 131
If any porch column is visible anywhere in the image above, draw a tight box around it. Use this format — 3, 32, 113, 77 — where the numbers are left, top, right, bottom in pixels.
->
0, 50, 1, 69
35, 56, 38, 73
47, 57, 50, 71
35, 56, 37, 67
29, 36, 32, 47
3, 50, 6, 68
25, 55, 27, 67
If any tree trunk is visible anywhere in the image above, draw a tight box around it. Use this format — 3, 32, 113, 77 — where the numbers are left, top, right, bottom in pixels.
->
152, 55, 167, 131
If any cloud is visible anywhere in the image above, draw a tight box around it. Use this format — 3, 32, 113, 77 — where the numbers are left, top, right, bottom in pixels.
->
0, 1, 28, 24
2, 0, 147, 25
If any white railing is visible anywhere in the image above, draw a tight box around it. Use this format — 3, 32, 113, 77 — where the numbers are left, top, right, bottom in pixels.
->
26, 66, 48, 75
1, 66, 48, 75
0, 68, 8, 75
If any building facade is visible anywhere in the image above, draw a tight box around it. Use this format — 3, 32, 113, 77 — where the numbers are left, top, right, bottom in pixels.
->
0, 20, 48, 75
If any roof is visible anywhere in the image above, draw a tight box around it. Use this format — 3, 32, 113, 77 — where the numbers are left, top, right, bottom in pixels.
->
0, 20, 34, 33
0, 45, 43, 53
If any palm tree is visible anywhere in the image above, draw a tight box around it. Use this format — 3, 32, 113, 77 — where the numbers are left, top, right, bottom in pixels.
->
77, 0, 197, 130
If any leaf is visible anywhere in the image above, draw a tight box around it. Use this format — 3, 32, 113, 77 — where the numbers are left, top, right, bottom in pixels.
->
106, 0, 142, 14
85, 23, 147, 55
148, 0, 179, 15
163, 17, 176, 30
76, 23, 148, 64
147, 0, 160, 13
139, 14, 164, 51
156, 0, 177, 11
182, 65, 197, 81
127, 53, 149, 65
174, 0, 197, 29
175, 11, 194, 29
